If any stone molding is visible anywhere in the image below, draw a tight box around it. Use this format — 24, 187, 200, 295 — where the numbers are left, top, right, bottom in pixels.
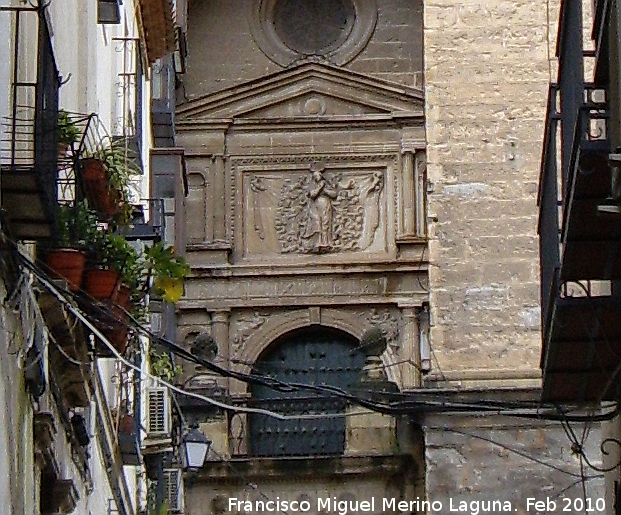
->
234, 308, 365, 373
176, 63, 424, 121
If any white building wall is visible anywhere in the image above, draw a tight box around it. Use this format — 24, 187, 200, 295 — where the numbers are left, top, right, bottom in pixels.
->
0, 0, 155, 512
0, 288, 36, 515
45, 0, 149, 509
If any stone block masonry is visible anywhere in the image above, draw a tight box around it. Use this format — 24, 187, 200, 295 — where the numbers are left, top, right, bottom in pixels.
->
424, 0, 558, 383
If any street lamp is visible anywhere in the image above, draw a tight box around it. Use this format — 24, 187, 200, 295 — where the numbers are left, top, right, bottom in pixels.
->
182, 427, 211, 471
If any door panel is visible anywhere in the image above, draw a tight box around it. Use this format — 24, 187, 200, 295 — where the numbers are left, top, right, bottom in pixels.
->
249, 327, 364, 457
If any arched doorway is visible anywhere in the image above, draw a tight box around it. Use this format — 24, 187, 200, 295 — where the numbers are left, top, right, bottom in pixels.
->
249, 326, 365, 457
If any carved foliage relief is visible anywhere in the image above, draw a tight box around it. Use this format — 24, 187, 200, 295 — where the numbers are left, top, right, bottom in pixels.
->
242, 162, 387, 257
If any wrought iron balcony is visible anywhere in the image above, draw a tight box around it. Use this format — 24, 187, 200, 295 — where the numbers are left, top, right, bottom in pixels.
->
538, 0, 621, 403
0, 6, 59, 241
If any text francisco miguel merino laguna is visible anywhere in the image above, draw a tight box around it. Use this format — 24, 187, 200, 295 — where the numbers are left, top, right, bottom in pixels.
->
228, 496, 515, 514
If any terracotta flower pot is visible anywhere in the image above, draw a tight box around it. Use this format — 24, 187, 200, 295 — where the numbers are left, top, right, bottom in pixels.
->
45, 249, 86, 291
84, 268, 119, 300
112, 283, 132, 309
81, 158, 120, 218
94, 303, 129, 356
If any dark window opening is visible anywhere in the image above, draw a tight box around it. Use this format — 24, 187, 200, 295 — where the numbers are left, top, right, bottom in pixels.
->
98, 0, 121, 24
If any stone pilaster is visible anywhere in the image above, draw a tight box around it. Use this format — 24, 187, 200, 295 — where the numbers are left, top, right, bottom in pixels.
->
401, 306, 421, 390
401, 150, 416, 237
212, 154, 227, 243
210, 310, 230, 368
414, 150, 427, 238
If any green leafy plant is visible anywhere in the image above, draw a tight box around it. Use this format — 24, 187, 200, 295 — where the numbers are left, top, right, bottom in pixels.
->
149, 349, 182, 381
96, 138, 141, 194
86, 138, 142, 223
145, 242, 190, 279
144, 242, 190, 303
58, 110, 80, 146
96, 233, 140, 277
56, 201, 99, 249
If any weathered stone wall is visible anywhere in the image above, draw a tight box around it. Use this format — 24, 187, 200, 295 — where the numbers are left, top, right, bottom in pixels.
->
182, 0, 423, 100
424, 0, 558, 381
425, 414, 605, 514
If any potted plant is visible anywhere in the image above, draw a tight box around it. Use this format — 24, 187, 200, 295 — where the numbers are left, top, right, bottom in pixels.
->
144, 242, 190, 303
45, 202, 98, 291
83, 231, 122, 301
98, 234, 145, 308
81, 138, 141, 221
58, 110, 80, 160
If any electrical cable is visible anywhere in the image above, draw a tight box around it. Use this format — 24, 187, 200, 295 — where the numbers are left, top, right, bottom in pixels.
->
11, 242, 621, 423
445, 428, 599, 480
543, 476, 605, 515
48, 332, 91, 366
22, 258, 407, 421
13, 246, 407, 417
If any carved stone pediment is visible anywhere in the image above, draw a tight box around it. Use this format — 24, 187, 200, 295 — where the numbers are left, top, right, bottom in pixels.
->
176, 63, 424, 121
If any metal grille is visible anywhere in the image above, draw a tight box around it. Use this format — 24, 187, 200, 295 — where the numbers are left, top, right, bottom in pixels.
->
249, 327, 364, 457
162, 469, 182, 512
146, 387, 169, 435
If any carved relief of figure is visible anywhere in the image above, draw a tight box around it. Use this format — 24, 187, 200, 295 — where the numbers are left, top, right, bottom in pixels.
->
302, 162, 338, 252
358, 171, 384, 249
276, 166, 374, 254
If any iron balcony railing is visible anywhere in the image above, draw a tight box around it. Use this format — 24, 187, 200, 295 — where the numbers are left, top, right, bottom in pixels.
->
537, 85, 561, 341
0, 6, 60, 239
538, 0, 612, 349
539, 84, 610, 347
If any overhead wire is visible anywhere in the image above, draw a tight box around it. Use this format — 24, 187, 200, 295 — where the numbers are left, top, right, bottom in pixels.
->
10, 241, 620, 423
28, 266, 383, 421
542, 476, 605, 515
5, 225, 620, 513
445, 427, 599, 480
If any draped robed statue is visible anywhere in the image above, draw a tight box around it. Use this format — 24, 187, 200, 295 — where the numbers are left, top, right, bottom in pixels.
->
303, 162, 338, 251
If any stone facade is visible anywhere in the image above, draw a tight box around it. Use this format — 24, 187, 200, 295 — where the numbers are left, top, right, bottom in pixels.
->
425, 414, 605, 513
176, 0, 430, 397
177, 0, 428, 509
174, 0, 600, 513
424, 0, 556, 383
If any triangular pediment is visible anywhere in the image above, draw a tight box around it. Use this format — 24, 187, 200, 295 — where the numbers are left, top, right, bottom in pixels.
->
177, 63, 424, 121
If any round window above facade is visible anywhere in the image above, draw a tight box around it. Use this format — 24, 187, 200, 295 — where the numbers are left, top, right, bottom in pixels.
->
251, 0, 377, 67
272, 0, 356, 55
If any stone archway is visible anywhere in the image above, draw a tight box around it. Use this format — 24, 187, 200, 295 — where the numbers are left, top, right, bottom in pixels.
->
236, 308, 365, 377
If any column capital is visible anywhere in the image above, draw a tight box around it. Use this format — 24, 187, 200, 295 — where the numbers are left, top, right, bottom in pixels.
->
401, 308, 420, 319
210, 310, 231, 323
401, 140, 426, 153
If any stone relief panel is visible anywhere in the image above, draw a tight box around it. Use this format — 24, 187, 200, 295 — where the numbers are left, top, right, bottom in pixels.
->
366, 308, 401, 353
230, 310, 274, 358
239, 160, 391, 258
